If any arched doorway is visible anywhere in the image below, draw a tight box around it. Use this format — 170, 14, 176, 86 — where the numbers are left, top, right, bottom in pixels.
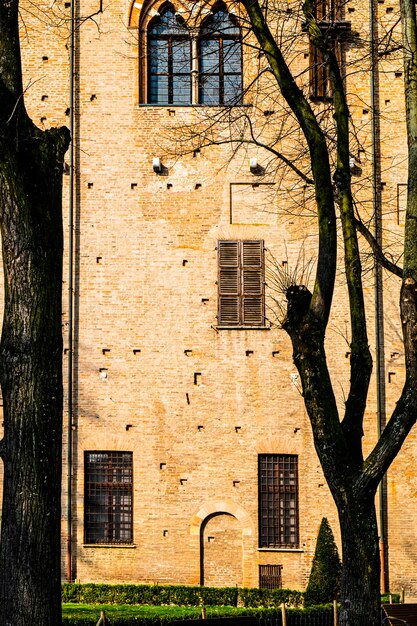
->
200, 512, 243, 587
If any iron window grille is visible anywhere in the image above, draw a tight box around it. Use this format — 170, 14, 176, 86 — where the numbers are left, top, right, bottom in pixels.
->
84, 451, 133, 544
259, 564, 283, 589
259, 454, 299, 548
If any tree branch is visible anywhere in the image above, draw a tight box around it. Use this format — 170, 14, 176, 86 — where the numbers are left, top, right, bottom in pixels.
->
302, 0, 372, 465
355, 218, 403, 277
357, 381, 417, 495
0, 0, 25, 127
283, 290, 354, 488
241, 0, 337, 326
244, 113, 314, 184
353, 0, 417, 491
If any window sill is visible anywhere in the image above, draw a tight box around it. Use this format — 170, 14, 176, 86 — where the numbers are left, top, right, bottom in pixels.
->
138, 104, 252, 108
83, 543, 136, 548
258, 548, 304, 553
216, 326, 271, 331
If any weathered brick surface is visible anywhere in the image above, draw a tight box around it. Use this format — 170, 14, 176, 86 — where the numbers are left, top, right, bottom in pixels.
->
0, 0, 415, 596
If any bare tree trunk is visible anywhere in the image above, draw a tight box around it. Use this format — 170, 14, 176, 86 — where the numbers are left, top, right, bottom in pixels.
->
0, 125, 70, 625
337, 497, 380, 626
0, 1, 70, 623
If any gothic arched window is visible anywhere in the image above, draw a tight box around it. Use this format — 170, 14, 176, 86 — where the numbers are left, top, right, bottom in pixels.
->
198, 6, 242, 105
148, 5, 191, 104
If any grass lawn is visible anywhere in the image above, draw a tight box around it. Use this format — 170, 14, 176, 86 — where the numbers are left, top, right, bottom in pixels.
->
62, 604, 248, 620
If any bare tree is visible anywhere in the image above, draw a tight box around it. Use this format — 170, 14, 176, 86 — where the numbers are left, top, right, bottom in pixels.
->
243, 1, 417, 624
0, 1, 70, 624
167, 0, 417, 623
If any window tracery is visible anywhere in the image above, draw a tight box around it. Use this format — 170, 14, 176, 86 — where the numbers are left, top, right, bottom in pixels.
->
148, 4, 192, 104
140, 0, 243, 105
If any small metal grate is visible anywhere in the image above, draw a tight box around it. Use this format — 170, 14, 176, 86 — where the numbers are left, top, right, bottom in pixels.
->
259, 454, 299, 548
259, 564, 283, 589
84, 451, 133, 544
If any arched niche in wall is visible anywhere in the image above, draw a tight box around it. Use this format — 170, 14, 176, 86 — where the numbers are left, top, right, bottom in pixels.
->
190, 499, 253, 586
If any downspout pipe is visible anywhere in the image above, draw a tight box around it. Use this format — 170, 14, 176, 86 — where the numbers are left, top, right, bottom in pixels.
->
369, 0, 387, 593
67, 0, 75, 584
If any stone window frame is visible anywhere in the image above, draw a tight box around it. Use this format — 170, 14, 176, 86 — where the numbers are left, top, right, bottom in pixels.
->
129, 0, 247, 105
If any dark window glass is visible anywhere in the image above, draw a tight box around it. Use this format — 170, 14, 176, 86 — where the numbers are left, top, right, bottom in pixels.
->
199, 8, 242, 105
259, 454, 299, 548
218, 240, 265, 327
148, 5, 191, 104
84, 451, 133, 544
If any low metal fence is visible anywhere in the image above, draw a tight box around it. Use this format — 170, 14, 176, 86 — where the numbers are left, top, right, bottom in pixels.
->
172, 607, 336, 626
259, 608, 334, 626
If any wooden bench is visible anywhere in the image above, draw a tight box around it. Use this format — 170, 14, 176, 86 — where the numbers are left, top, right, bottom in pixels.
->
382, 604, 417, 626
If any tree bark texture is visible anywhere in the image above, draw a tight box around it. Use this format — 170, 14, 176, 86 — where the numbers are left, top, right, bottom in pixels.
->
0, 2, 70, 622
337, 496, 380, 626
283, 298, 383, 625
0, 122, 70, 626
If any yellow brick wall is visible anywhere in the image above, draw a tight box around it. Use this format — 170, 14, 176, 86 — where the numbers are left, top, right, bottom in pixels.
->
0, 0, 415, 595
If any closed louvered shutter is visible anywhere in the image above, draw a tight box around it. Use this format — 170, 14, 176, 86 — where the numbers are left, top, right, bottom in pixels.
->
241, 240, 264, 326
218, 240, 264, 327
218, 241, 240, 326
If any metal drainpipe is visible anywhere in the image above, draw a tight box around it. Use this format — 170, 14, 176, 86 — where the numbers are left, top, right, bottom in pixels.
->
67, 0, 75, 584
369, 0, 387, 593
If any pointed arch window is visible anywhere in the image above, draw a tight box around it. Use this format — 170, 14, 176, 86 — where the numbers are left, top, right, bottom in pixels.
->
199, 6, 242, 105
148, 4, 192, 104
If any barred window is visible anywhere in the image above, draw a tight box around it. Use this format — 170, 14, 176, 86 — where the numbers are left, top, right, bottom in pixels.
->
84, 451, 133, 544
259, 454, 299, 548
259, 564, 283, 589
217, 240, 265, 327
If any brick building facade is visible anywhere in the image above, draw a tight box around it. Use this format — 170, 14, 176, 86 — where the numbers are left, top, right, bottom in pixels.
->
0, 0, 416, 595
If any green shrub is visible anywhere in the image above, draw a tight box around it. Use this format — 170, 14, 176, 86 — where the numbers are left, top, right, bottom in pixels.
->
239, 588, 304, 608
62, 584, 304, 608
62, 584, 239, 607
381, 593, 400, 604
304, 517, 341, 607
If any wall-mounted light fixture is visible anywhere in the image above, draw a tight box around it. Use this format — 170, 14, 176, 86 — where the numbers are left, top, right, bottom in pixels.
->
249, 157, 258, 173
153, 157, 163, 173
249, 157, 265, 175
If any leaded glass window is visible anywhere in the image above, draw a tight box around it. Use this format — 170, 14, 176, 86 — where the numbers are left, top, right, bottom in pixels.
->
148, 5, 191, 104
199, 7, 242, 105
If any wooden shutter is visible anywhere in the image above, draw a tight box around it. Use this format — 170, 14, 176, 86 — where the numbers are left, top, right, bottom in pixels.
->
241, 241, 264, 326
218, 240, 264, 327
218, 241, 240, 326
310, 44, 329, 100
314, 0, 340, 21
